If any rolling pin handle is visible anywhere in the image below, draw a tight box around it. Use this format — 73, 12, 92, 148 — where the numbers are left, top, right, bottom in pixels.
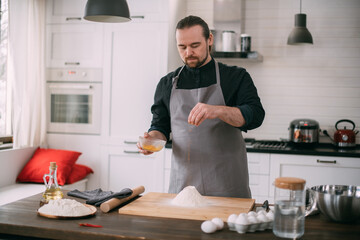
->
100, 186, 145, 213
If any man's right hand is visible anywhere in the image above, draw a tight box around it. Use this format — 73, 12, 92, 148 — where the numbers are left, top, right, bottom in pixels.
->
137, 132, 154, 155
137, 131, 167, 155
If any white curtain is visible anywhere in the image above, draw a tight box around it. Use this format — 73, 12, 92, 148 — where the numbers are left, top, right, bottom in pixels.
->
8, 0, 46, 148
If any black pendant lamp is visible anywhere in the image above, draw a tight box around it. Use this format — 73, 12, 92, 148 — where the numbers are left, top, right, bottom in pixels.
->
287, 0, 313, 45
84, 0, 131, 23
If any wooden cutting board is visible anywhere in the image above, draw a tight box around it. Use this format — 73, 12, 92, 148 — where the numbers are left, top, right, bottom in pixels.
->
118, 192, 255, 222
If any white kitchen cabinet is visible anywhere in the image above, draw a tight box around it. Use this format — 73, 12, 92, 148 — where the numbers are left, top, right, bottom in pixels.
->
46, 0, 169, 24
247, 153, 271, 203
46, 24, 104, 68
46, 0, 88, 24
269, 154, 360, 200
163, 148, 172, 192
100, 144, 165, 193
104, 21, 168, 142
127, 0, 169, 22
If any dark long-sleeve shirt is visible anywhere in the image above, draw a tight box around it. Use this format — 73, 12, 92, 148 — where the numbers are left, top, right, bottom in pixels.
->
149, 58, 265, 141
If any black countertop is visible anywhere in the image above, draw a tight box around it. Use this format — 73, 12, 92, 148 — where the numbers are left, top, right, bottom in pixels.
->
165, 140, 360, 158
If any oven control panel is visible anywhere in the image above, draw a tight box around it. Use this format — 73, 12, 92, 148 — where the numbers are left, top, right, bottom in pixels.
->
46, 68, 102, 82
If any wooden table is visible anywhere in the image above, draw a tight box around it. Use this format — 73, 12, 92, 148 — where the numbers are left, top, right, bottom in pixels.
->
0, 192, 359, 240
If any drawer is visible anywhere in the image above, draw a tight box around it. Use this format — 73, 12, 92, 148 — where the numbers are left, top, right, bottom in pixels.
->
249, 174, 270, 197
247, 153, 270, 175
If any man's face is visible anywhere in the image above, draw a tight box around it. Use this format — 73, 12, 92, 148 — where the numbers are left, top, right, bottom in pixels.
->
176, 25, 213, 68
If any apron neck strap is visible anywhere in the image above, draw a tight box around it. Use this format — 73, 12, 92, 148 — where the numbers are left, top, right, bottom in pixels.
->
214, 60, 220, 86
172, 59, 220, 86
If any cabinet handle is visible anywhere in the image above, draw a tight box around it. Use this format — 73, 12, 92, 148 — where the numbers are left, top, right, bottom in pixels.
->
65, 62, 80, 65
131, 15, 145, 19
317, 159, 337, 164
66, 17, 82, 21
124, 150, 140, 154
124, 140, 137, 144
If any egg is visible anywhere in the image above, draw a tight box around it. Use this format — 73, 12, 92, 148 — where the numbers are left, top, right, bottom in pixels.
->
211, 217, 224, 230
235, 214, 249, 225
201, 220, 217, 234
227, 213, 238, 223
266, 210, 274, 220
257, 209, 267, 216
247, 211, 257, 218
247, 216, 259, 224
238, 212, 247, 218
257, 214, 269, 222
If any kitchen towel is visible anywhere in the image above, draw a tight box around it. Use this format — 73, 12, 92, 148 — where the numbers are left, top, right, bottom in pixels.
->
68, 188, 133, 206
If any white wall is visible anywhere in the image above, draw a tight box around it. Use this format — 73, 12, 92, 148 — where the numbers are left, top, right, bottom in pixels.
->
186, 0, 360, 143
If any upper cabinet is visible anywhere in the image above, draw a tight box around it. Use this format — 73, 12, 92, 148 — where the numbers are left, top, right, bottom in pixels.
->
46, 24, 104, 68
127, 0, 169, 22
46, 0, 169, 24
46, 0, 88, 24
45, 0, 104, 68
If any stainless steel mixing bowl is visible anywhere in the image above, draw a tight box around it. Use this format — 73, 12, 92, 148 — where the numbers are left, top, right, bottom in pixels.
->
310, 185, 360, 223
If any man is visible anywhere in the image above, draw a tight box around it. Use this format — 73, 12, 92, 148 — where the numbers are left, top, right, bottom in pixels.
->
138, 16, 265, 198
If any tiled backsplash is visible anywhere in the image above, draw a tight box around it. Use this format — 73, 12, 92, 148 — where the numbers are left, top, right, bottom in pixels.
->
185, 0, 360, 143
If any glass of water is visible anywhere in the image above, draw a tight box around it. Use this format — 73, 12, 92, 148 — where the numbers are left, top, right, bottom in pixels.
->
273, 177, 306, 239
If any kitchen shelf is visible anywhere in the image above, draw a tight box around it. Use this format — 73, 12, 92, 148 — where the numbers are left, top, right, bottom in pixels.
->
212, 51, 263, 62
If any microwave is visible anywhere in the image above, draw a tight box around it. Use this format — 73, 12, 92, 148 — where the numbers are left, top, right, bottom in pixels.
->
46, 68, 102, 135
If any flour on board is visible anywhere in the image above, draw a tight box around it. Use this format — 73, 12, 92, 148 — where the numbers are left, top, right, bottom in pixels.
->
171, 186, 207, 207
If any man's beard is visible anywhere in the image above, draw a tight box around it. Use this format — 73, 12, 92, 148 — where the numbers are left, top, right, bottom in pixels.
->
184, 46, 209, 68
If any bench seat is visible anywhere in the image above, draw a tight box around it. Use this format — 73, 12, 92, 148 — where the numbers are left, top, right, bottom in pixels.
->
0, 178, 88, 206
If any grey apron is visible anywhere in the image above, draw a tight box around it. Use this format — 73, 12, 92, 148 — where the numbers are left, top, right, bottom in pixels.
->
169, 60, 251, 198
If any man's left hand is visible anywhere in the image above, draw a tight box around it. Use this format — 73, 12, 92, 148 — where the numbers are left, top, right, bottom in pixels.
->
188, 103, 219, 126
188, 103, 246, 127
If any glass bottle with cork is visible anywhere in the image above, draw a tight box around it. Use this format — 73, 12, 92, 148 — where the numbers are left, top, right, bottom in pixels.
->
273, 177, 306, 239
41, 162, 63, 204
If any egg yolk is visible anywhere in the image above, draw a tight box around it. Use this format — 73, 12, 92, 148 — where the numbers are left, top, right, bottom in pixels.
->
142, 144, 163, 152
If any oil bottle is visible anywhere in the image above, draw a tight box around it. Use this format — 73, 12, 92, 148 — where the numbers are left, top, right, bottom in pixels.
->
42, 162, 63, 203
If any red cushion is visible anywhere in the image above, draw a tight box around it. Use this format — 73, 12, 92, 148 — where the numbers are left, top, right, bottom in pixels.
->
66, 164, 94, 184
16, 147, 81, 186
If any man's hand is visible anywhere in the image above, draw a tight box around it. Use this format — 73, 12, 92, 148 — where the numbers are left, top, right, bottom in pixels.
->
188, 103, 246, 127
137, 131, 167, 155
188, 103, 219, 126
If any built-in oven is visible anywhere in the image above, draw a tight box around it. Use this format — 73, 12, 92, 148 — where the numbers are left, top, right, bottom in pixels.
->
46, 68, 102, 135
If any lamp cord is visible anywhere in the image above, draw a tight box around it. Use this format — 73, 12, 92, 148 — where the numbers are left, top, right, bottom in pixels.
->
300, 0, 302, 13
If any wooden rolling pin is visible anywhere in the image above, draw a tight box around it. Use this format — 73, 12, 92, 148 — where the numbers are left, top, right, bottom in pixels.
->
100, 186, 145, 213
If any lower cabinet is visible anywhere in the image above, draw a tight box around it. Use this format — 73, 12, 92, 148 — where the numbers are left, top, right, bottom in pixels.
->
247, 153, 271, 203
101, 145, 360, 203
269, 154, 360, 201
100, 143, 165, 193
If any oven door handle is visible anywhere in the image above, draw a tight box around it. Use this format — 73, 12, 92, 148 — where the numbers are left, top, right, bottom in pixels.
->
48, 84, 93, 90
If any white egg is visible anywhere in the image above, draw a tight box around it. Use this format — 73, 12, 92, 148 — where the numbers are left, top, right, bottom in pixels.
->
201, 220, 217, 234
247, 216, 259, 224
266, 210, 274, 220
257, 214, 269, 223
227, 213, 238, 223
211, 217, 224, 230
247, 211, 257, 217
257, 210, 267, 216
238, 213, 247, 218
235, 214, 249, 225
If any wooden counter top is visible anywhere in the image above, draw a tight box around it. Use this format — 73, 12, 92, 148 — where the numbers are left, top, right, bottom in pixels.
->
0, 192, 359, 240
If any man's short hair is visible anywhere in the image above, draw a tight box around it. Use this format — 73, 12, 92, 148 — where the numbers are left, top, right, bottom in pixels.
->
176, 15, 210, 40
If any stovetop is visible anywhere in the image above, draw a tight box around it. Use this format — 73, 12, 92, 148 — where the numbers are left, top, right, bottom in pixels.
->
165, 139, 360, 158
244, 138, 360, 157
245, 139, 289, 150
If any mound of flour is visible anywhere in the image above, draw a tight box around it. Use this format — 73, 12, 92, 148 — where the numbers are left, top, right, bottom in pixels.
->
38, 199, 92, 216
171, 186, 207, 207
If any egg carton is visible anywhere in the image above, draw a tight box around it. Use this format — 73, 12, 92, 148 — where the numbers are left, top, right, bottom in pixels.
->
227, 210, 274, 234
228, 220, 273, 233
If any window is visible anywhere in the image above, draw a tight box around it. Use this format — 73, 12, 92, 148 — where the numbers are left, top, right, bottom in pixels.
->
0, 0, 10, 138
